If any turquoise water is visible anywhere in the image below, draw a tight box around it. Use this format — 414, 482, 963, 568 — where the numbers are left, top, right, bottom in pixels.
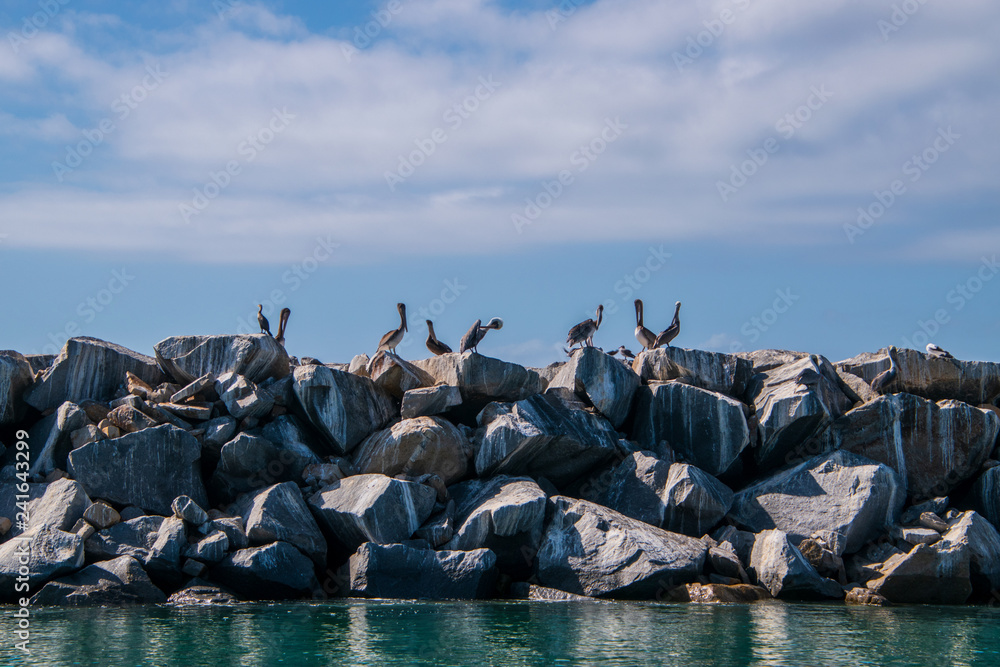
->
3, 600, 1000, 666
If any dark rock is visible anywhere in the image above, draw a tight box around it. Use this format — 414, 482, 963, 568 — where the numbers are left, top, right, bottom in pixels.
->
634, 347, 753, 399
209, 433, 308, 504
0, 350, 34, 425
68, 424, 208, 516
547, 347, 640, 428
260, 415, 325, 471
749, 529, 843, 600
25, 353, 55, 375
845, 587, 891, 606
215, 372, 274, 421
414, 502, 455, 548
0, 527, 85, 598
83, 501, 121, 530
208, 517, 248, 551
736, 349, 810, 374
866, 541, 971, 604
30, 556, 166, 606
348, 542, 497, 600
900, 497, 949, 525
353, 417, 470, 485
144, 516, 187, 577
154, 334, 290, 385
170, 372, 216, 403
367, 352, 435, 399
1, 478, 90, 539
202, 416, 238, 451
183, 531, 229, 564
25, 337, 165, 413
509, 582, 592, 601
400, 385, 463, 420
939, 510, 1000, 591
27, 401, 89, 477
85, 516, 164, 562
973, 466, 1000, 530
235, 482, 326, 567
410, 352, 545, 417
168, 580, 239, 605
681, 582, 771, 603
172, 495, 209, 525
211, 542, 319, 599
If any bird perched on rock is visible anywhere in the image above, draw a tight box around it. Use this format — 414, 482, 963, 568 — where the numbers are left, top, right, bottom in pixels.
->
257, 304, 271, 336
870, 345, 899, 395
376, 303, 408, 355
460, 318, 503, 354
634, 299, 656, 351
425, 320, 452, 356
654, 301, 681, 348
275, 308, 290, 347
926, 343, 961, 369
615, 345, 635, 360
567, 305, 604, 351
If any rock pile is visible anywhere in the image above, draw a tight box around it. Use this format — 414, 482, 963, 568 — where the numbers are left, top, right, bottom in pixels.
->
1, 341, 998, 606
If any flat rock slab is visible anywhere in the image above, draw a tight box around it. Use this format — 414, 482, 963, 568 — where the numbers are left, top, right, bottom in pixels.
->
536, 496, 707, 599
349, 542, 497, 600
68, 424, 208, 516
749, 529, 843, 600
634, 347, 752, 399
1, 478, 90, 540
211, 542, 319, 599
818, 394, 999, 499
0, 350, 34, 425
729, 449, 905, 554
400, 385, 462, 420
547, 347, 640, 428
85, 516, 165, 562
631, 381, 750, 477
292, 364, 398, 456
352, 416, 469, 485
508, 582, 592, 601
30, 555, 165, 606
154, 334, 290, 385
410, 352, 544, 417
25, 337, 165, 412
681, 582, 771, 603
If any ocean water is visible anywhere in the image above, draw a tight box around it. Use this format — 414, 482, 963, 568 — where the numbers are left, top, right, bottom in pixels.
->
3, 600, 1000, 666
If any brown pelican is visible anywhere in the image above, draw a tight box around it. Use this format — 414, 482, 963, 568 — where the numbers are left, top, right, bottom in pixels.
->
634, 299, 656, 351
654, 301, 681, 348
376, 303, 407, 355
425, 320, 452, 356
275, 308, 290, 347
257, 305, 271, 336
567, 305, 603, 351
870, 346, 899, 395
460, 317, 503, 354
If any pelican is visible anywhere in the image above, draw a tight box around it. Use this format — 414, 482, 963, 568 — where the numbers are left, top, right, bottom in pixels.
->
376, 303, 407, 355
257, 305, 271, 336
634, 299, 656, 351
567, 305, 603, 351
275, 308, 290, 347
425, 320, 452, 356
654, 301, 681, 348
460, 317, 503, 354
870, 346, 899, 395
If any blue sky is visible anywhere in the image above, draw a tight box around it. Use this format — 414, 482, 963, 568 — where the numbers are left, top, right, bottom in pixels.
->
1, 0, 998, 367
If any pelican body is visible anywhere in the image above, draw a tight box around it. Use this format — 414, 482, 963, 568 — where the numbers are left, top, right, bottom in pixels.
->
926, 344, 955, 359
257, 304, 271, 336
567, 305, 604, 350
654, 301, 681, 348
376, 303, 408, 355
634, 300, 656, 351
870, 346, 899, 395
460, 317, 503, 354
275, 308, 290, 347
425, 320, 452, 356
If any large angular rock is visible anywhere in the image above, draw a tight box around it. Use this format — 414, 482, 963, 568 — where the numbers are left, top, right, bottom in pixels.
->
746, 355, 854, 468
596, 452, 733, 537
367, 353, 435, 399
68, 424, 208, 515
535, 496, 707, 598
634, 347, 753, 399
154, 334, 289, 385
143, 516, 187, 576
85, 516, 164, 562
24, 337, 165, 412
474, 393, 620, 488
736, 349, 810, 374
729, 450, 904, 554
445, 476, 547, 577
547, 347, 640, 428
26, 401, 89, 477
678, 582, 771, 603
0, 350, 34, 425
838, 346, 1000, 406
0, 478, 90, 540
292, 364, 398, 456
818, 394, 999, 499
307, 474, 437, 551
236, 482, 326, 567
749, 529, 843, 599
400, 385, 462, 420
214, 372, 274, 420
973, 466, 1000, 530
410, 352, 545, 417
209, 434, 296, 504
352, 417, 469, 485
630, 382, 750, 476
939, 510, 1000, 591
211, 542, 319, 599
349, 542, 497, 600
30, 555, 165, 606
260, 415, 325, 472
0, 527, 85, 599
866, 541, 971, 604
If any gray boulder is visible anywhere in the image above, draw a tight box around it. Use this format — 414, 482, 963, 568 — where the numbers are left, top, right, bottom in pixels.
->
939, 510, 1000, 592
211, 542, 319, 599
547, 347, 640, 428
749, 529, 843, 599
866, 541, 971, 604
292, 364, 398, 456
183, 531, 229, 564
535, 496, 707, 598
474, 393, 620, 488
0, 478, 90, 539
974, 466, 1000, 530
85, 516, 165, 562
167, 580, 238, 605
352, 417, 470, 485
410, 352, 544, 417
30, 555, 165, 606
172, 495, 209, 526
819, 394, 999, 499
143, 516, 187, 576
737, 349, 810, 374
730, 450, 904, 555
307, 474, 437, 551
349, 542, 497, 600
631, 381, 750, 476
0, 527, 85, 599
236, 482, 326, 567
25, 337, 165, 412
634, 347, 752, 399
0, 350, 34, 425
260, 415, 325, 471
210, 431, 318, 506
400, 385, 462, 420
367, 352, 435, 399
68, 424, 208, 515
214, 372, 274, 420
27, 401, 90, 477
154, 334, 289, 385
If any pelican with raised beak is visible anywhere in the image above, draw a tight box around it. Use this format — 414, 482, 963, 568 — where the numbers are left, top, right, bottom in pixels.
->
870, 345, 899, 395
654, 301, 681, 348
376, 303, 408, 355
425, 320, 452, 356
275, 308, 290, 347
634, 299, 656, 351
